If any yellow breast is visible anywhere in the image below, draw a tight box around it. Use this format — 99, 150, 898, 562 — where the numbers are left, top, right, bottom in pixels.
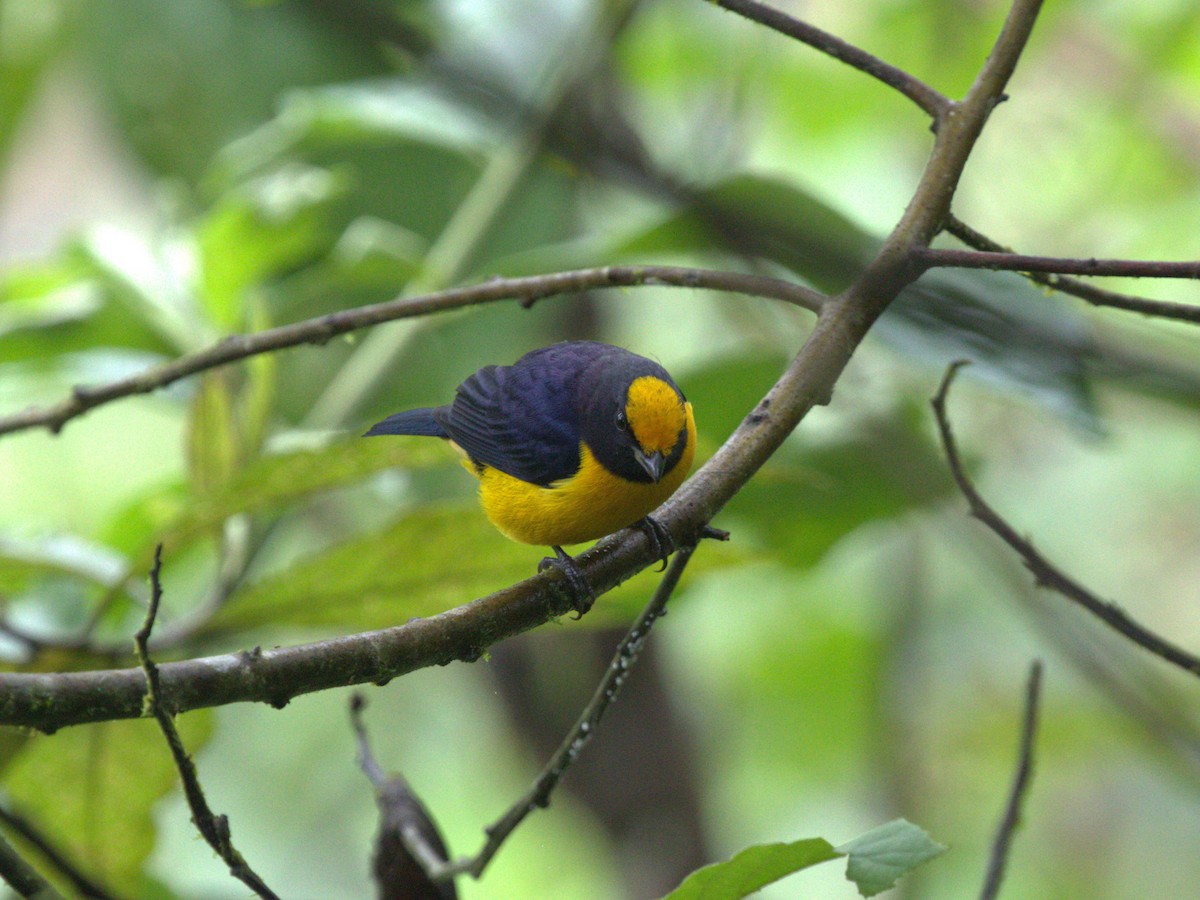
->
472, 402, 696, 547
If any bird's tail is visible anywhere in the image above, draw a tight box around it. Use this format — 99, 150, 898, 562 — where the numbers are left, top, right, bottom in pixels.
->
364, 407, 450, 438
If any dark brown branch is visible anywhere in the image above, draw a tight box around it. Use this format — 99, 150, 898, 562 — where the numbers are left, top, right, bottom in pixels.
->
437, 545, 700, 882
0, 802, 112, 899
349, 696, 456, 900
915, 246, 1200, 281
0, 0, 1045, 733
0, 827, 61, 900
135, 547, 280, 900
941, 215, 1200, 324
932, 363, 1200, 678
979, 661, 1043, 900
0, 266, 824, 440
832, 0, 1043, 328
709, 0, 950, 118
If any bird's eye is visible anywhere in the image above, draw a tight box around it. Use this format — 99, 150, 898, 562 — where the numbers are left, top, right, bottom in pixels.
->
615, 410, 629, 431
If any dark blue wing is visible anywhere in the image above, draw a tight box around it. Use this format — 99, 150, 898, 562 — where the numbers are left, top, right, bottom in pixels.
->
364, 407, 450, 438
443, 349, 591, 486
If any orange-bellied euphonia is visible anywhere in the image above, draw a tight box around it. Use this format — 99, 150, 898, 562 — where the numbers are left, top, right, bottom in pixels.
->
365, 341, 696, 608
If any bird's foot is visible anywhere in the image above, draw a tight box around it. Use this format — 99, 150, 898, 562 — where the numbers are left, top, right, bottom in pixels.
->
539, 546, 595, 619
634, 515, 675, 572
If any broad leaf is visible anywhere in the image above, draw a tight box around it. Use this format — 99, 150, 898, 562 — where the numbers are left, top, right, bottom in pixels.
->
200, 504, 536, 636
661, 838, 841, 900
170, 439, 445, 542
0, 249, 177, 366
2, 713, 214, 894
617, 173, 1115, 429
661, 819, 945, 900
218, 79, 499, 182
837, 819, 946, 898
186, 373, 241, 495
721, 417, 952, 568
196, 164, 345, 330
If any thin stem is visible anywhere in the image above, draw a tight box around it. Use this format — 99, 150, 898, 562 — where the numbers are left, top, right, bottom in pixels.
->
708, 0, 949, 118
303, 0, 641, 429
437, 546, 697, 882
887, 0, 1044, 254
924, 223, 1200, 325
0, 0, 1048, 734
0, 803, 112, 899
0, 827, 62, 899
932, 363, 1200, 679
916, 246, 1200, 281
348, 695, 453, 895
979, 661, 1043, 900
135, 548, 280, 900
0, 265, 824, 440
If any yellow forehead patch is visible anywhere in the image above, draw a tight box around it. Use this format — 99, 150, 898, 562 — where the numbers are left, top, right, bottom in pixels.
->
625, 376, 685, 454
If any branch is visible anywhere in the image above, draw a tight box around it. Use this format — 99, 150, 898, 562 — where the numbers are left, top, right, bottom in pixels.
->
915, 246, 1200, 281
0, 802, 112, 899
932, 362, 1200, 678
0, 828, 61, 900
875, 0, 1043, 262
941, 215, 1200, 324
135, 548, 280, 900
709, 0, 950, 118
0, 265, 825, 440
436, 544, 700, 882
0, 0, 1048, 733
979, 660, 1043, 900
349, 696, 456, 900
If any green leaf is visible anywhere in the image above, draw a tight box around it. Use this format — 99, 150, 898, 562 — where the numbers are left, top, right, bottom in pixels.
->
618, 173, 1110, 429
615, 173, 872, 293
75, 0, 398, 182
78, 225, 215, 354
722, 417, 952, 568
883, 268, 1101, 434
0, 535, 128, 605
98, 438, 446, 608
1, 712, 214, 894
0, 249, 177, 366
0, 0, 73, 163
186, 373, 241, 496
836, 819, 946, 898
196, 164, 345, 330
218, 80, 498, 182
200, 503, 536, 636
660, 838, 842, 900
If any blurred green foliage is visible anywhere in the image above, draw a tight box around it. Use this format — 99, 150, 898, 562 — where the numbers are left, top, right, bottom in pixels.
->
1, 0, 1200, 897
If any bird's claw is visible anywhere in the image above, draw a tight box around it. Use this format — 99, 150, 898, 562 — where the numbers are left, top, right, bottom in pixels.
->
635, 515, 675, 572
540, 546, 595, 618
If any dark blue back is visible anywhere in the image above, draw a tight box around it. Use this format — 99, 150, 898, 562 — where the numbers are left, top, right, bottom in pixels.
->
442, 342, 618, 486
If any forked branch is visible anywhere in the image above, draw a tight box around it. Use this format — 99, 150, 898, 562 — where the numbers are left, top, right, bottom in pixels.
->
932, 363, 1200, 679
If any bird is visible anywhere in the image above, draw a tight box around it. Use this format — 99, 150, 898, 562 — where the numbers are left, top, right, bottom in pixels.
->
365, 341, 696, 612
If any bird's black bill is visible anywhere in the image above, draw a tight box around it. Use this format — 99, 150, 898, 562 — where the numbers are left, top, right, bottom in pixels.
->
634, 448, 666, 483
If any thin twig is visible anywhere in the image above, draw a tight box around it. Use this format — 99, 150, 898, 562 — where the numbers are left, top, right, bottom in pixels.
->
915, 246, 1200, 282
980, 661, 1043, 900
942, 215, 1200, 324
0, 0, 1048, 734
932, 362, 1200, 678
0, 802, 112, 899
0, 266, 824, 440
709, 0, 950, 118
0, 826, 62, 900
349, 695, 456, 900
435, 544, 701, 882
135, 547, 280, 900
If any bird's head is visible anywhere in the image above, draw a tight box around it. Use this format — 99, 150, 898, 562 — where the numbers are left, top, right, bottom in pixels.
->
581, 360, 691, 484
